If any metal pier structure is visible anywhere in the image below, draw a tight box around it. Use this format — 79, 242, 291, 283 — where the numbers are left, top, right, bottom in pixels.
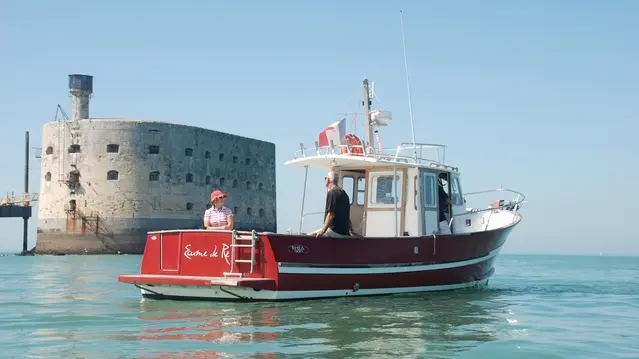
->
0, 131, 39, 255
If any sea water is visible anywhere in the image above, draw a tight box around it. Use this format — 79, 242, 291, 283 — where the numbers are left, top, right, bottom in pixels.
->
0, 254, 637, 359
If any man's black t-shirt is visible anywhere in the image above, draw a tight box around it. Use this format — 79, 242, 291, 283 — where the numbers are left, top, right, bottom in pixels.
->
324, 186, 351, 235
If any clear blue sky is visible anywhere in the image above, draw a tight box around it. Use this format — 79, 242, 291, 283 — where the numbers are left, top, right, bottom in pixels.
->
1, 0, 637, 255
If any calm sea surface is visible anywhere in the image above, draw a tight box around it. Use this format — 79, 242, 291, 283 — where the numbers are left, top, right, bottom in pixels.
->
0, 254, 637, 359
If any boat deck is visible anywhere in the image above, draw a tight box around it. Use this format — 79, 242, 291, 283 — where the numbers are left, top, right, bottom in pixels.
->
118, 274, 276, 290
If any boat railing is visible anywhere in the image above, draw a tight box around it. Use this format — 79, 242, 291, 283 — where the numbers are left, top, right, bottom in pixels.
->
450, 188, 526, 231
298, 211, 325, 234
293, 141, 458, 171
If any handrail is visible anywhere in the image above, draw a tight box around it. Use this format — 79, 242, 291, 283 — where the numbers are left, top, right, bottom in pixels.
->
448, 188, 526, 230
299, 211, 325, 234
291, 141, 458, 172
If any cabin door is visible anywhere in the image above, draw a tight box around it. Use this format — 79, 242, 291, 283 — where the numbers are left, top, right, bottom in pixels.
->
420, 171, 439, 235
340, 171, 366, 235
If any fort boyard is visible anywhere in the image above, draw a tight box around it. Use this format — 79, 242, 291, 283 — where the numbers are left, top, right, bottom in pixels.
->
35, 74, 276, 255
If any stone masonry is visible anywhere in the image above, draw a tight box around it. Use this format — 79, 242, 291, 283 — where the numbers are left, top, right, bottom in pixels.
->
35, 118, 277, 255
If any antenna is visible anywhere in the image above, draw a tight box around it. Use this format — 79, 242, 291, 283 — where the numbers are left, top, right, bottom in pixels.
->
400, 10, 417, 160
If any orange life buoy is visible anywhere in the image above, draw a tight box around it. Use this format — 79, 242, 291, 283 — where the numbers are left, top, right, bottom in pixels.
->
339, 134, 365, 156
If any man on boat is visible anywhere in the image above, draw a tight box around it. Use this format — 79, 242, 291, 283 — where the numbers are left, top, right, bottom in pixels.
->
309, 171, 359, 238
438, 173, 452, 235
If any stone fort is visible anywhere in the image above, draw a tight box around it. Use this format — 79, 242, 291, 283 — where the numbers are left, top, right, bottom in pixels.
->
35, 74, 277, 255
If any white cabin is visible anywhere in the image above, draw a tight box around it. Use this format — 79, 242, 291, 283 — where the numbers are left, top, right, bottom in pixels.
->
284, 79, 523, 238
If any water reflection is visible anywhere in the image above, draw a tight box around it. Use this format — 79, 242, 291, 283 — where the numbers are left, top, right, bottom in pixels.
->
124, 289, 512, 359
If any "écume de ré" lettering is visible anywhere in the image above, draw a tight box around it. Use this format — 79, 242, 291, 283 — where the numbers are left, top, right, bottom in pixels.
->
183, 243, 230, 265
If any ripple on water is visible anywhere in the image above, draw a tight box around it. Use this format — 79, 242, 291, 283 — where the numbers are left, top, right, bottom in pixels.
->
0, 254, 638, 358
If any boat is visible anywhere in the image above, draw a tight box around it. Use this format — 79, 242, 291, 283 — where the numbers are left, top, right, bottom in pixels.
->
117, 77, 525, 301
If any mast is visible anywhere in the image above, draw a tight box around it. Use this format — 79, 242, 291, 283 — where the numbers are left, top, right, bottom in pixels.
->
362, 78, 374, 153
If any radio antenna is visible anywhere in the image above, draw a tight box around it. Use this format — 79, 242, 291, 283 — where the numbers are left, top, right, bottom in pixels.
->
400, 10, 418, 161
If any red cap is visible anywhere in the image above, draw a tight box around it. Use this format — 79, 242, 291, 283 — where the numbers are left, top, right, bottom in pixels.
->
210, 190, 228, 201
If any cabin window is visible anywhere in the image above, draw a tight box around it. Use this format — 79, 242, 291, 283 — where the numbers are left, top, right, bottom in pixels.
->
68, 144, 81, 153
422, 173, 437, 208
451, 176, 464, 205
357, 177, 366, 205
370, 173, 402, 206
107, 170, 118, 181
341, 176, 355, 205
106, 144, 119, 153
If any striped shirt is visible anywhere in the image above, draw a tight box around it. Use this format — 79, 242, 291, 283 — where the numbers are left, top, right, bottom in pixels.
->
204, 205, 233, 228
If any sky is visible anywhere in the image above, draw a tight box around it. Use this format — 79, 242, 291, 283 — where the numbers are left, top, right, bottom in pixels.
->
0, 0, 637, 255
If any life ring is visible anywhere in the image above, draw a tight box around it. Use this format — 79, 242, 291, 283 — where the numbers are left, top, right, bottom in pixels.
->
339, 134, 365, 156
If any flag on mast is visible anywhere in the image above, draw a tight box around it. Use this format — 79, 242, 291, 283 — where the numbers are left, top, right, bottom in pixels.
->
317, 118, 346, 147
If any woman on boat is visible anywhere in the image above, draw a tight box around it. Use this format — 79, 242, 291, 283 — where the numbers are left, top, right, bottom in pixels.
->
203, 189, 234, 230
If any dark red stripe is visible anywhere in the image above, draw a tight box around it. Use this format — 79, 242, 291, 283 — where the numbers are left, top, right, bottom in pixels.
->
266, 227, 509, 266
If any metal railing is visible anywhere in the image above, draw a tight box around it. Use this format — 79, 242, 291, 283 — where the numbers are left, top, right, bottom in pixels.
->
448, 188, 526, 231
298, 211, 325, 234
292, 141, 458, 172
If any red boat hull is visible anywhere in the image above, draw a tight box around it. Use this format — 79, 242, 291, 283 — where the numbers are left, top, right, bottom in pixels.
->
118, 221, 516, 301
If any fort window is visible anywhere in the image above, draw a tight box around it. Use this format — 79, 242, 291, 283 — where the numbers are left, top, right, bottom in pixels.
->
258, 182, 264, 191
149, 171, 160, 181
148, 145, 160, 154
219, 153, 225, 161
186, 173, 194, 183
44, 172, 51, 182
204, 151, 211, 159
205, 175, 211, 185
106, 144, 120, 153
107, 170, 119, 181
247, 207, 252, 216
220, 177, 225, 186
68, 144, 81, 153
232, 179, 238, 188
186, 202, 193, 211
68, 171, 80, 183
246, 181, 252, 190
45, 146, 53, 155
259, 208, 264, 218
245, 158, 251, 165
232, 155, 238, 163
185, 148, 193, 157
